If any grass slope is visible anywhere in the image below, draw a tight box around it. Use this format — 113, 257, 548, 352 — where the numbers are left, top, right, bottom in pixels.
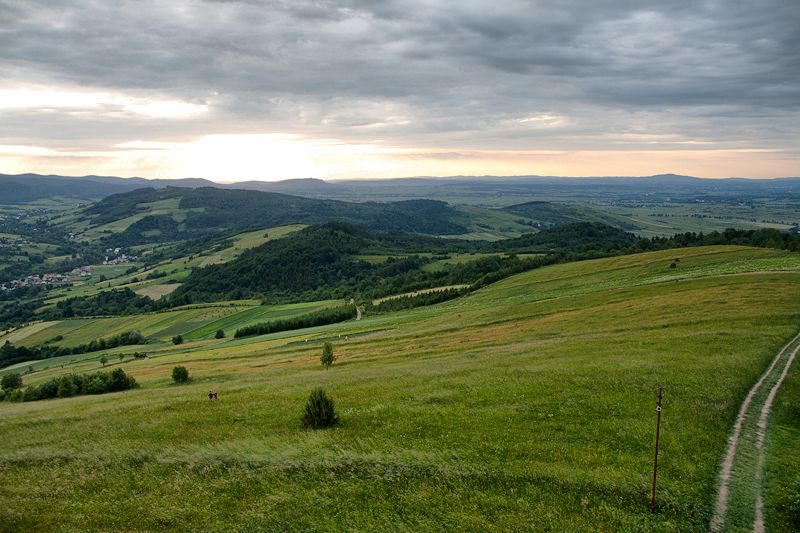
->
1, 246, 799, 531
1, 300, 340, 352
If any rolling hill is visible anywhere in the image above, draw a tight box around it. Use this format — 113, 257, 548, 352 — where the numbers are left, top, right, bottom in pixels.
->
74, 187, 469, 245
1, 245, 799, 530
502, 200, 636, 229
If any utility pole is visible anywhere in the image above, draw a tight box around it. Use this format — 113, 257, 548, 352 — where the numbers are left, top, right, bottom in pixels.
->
651, 387, 664, 514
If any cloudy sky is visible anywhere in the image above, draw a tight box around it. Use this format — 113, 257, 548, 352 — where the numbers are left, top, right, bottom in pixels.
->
1, 0, 798, 181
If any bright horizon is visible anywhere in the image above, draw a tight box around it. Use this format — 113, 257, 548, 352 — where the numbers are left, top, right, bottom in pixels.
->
1, 2, 798, 182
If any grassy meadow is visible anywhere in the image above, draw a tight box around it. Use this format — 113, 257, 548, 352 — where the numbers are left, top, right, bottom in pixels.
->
1, 246, 800, 531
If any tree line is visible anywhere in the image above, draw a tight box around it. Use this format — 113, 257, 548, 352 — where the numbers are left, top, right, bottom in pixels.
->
234, 304, 357, 339
0, 330, 146, 369
0, 367, 137, 402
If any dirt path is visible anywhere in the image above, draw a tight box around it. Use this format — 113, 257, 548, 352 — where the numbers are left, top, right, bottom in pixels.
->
710, 330, 800, 532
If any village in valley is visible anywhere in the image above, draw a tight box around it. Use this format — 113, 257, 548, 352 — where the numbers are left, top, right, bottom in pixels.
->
0, 247, 137, 292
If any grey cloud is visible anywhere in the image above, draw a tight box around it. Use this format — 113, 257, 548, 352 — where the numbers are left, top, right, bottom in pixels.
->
0, 0, 798, 157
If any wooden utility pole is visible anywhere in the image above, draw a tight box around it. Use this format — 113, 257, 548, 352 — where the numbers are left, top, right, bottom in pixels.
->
651, 387, 664, 514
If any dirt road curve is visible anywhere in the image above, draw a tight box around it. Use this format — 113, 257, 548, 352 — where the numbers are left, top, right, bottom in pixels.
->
710, 331, 800, 532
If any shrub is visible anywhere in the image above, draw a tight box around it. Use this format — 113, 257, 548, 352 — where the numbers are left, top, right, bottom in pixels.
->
172, 335, 184, 345
109, 368, 136, 391
57, 375, 78, 398
172, 365, 190, 383
22, 386, 38, 402
321, 342, 336, 369
5, 389, 23, 402
215, 329, 225, 339
1, 372, 22, 391
301, 387, 339, 429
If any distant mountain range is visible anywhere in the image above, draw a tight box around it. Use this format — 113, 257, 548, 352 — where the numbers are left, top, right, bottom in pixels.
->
2, 172, 800, 204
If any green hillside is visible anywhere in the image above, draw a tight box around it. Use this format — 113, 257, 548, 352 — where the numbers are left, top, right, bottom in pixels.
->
502, 200, 637, 230
72, 187, 469, 246
1, 246, 799, 530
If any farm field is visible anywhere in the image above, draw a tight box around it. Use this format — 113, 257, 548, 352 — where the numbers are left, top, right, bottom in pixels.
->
0, 299, 340, 353
1, 246, 800, 531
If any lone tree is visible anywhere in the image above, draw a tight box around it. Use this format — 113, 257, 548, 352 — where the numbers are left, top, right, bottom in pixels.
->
320, 342, 336, 369
172, 335, 183, 345
99, 355, 108, 366
215, 329, 225, 339
1, 372, 22, 391
172, 365, 190, 383
301, 387, 339, 429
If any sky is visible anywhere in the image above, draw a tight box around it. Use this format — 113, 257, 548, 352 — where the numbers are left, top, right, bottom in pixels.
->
0, 0, 798, 181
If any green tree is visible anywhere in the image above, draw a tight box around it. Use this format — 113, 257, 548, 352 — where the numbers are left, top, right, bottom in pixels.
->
172, 365, 190, 383
99, 355, 108, 366
118, 353, 125, 362
1, 372, 22, 391
320, 342, 336, 369
172, 335, 183, 345
57, 375, 77, 398
215, 329, 225, 339
301, 387, 339, 429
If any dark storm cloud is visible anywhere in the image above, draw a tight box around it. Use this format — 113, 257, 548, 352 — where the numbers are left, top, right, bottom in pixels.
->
0, 0, 798, 153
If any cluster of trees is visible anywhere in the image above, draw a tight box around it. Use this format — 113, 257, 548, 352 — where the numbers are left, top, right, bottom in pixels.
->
46, 288, 161, 319
234, 304, 357, 339
0, 330, 146, 369
366, 287, 471, 313
637, 227, 800, 253
495, 222, 638, 253
0, 367, 137, 402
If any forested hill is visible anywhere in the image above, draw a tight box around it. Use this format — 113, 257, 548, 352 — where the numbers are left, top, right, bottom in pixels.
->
167, 221, 651, 305
496, 223, 639, 253
169, 222, 478, 304
81, 187, 468, 245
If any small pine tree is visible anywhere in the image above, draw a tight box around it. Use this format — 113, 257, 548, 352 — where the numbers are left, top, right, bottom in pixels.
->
301, 387, 339, 429
215, 329, 225, 339
172, 365, 190, 383
320, 342, 336, 369
172, 335, 184, 345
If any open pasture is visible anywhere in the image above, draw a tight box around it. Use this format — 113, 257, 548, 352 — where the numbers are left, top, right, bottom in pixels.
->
1, 246, 800, 531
